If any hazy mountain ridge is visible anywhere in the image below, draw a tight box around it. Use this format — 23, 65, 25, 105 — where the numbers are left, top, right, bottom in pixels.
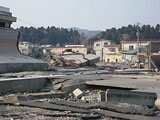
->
68, 27, 101, 38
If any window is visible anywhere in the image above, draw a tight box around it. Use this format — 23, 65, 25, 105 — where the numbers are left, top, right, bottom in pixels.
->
129, 46, 134, 50
65, 49, 72, 52
108, 48, 116, 52
0, 22, 5, 27
104, 42, 108, 45
96, 44, 100, 47
115, 59, 118, 63
107, 59, 110, 62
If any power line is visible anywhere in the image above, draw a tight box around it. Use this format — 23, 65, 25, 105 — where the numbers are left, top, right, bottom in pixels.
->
17, 18, 39, 28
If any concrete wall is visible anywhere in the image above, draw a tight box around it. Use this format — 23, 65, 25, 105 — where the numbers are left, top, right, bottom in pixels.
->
106, 89, 157, 107
0, 77, 47, 94
0, 28, 47, 73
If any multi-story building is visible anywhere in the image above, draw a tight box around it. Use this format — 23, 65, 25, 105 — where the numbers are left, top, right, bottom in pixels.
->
121, 40, 160, 62
93, 39, 112, 61
93, 39, 122, 63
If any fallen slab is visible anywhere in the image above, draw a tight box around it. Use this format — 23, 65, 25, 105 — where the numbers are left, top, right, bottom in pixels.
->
0, 101, 89, 114
106, 89, 157, 107
17, 91, 65, 101
49, 100, 154, 116
91, 109, 159, 120
85, 76, 160, 91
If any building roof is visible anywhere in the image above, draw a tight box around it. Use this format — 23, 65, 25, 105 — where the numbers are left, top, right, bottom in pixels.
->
93, 39, 111, 43
0, 6, 10, 13
121, 40, 160, 44
104, 45, 120, 47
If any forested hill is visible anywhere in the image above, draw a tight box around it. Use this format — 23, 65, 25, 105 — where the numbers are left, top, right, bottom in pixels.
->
18, 26, 81, 46
88, 24, 160, 45
18, 24, 160, 46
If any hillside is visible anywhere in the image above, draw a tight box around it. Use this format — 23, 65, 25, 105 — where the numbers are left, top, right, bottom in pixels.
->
68, 27, 101, 38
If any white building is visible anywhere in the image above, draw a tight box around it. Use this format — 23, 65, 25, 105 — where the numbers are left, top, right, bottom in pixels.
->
93, 39, 112, 61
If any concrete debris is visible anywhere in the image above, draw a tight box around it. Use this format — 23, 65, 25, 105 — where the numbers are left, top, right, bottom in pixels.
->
155, 99, 160, 110
1, 69, 160, 119
43, 54, 99, 68
0, 118, 13, 120
62, 54, 99, 67
54, 83, 64, 91
72, 88, 84, 99
99, 91, 106, 101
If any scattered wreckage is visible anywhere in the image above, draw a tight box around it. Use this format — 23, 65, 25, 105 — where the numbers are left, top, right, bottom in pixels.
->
0, 71, 160, 120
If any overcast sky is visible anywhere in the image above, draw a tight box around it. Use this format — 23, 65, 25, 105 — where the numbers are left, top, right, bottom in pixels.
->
1, 0, 160, 30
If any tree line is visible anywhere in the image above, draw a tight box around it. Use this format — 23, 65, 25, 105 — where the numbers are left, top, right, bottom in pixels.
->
18, 24, 160, 46
18, 26, 81, 46
88, 24, 160, 45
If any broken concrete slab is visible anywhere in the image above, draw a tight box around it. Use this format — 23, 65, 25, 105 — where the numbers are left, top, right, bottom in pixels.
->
49, 100, 154, 116
54, 83, 64, 91
155, 99, 160, 110
63, 83, 87, 94
91, 109, 159, 120
85, 76, 160, 91
106, 89, 157, 107
0, 118, 13, 120
0, 101, 90, 114
72, 88, 84, 98
17, 91, 65, 101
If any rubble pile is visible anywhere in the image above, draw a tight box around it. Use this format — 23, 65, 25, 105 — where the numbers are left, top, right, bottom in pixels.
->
0, 70, 160, 120
42, 54, 100, 68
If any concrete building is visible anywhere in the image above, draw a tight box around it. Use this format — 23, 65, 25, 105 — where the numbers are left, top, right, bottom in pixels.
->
121, 40, 149, 52
48, 45, 87, 55
93, 39, 112, 61
103, 45, 122, 63
137, 41, 160, 70
19, 41, 32, 56
0, 6, 47, 73
121, 40, 150, 62
121, 40, 160, 70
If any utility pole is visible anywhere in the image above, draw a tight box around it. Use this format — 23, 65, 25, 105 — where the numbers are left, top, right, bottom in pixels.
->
136, 22, 140, 54
136, 22, 140, 63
